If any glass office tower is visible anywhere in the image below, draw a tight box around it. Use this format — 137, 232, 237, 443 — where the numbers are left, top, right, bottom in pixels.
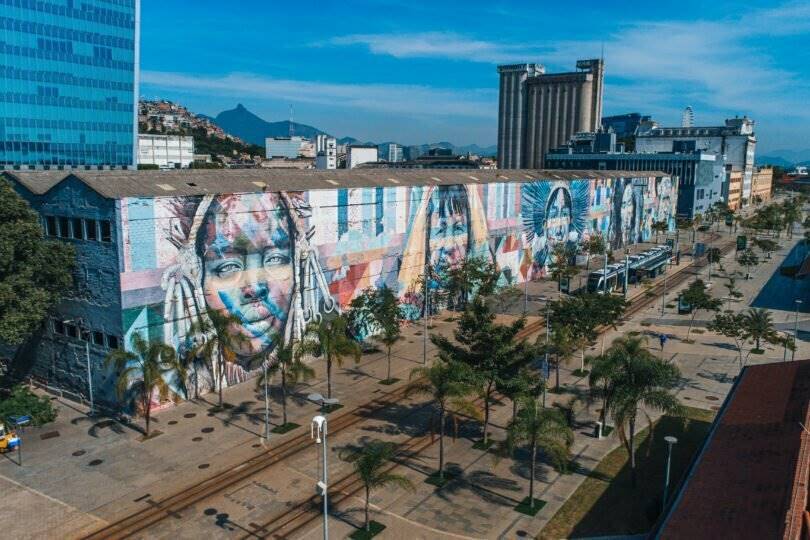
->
0, 0, 139, 168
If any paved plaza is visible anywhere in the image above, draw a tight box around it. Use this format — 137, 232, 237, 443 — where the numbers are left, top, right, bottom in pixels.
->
1, 219, 807, 539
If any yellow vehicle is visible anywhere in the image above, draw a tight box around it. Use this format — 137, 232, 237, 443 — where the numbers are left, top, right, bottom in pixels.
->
0, 422, 20, 453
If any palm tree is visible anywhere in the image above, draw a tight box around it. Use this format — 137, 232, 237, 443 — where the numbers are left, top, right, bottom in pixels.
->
299, 315, 361, 400
502, 397, 573, 511
105, 333, 186, 437
406, 362, 480, 481
741, 308, 778, 352
255, 337, 314, 427
188, 308, 249, 408
588, 348, 623, 430
605, 336, 683, 486
340, 440, 414, 532
542, 326, 580, 391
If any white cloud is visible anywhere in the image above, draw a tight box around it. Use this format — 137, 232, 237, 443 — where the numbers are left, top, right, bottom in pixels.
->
327, 32, 543, 64
140, 71, 496, 119
328, 3, 810, 125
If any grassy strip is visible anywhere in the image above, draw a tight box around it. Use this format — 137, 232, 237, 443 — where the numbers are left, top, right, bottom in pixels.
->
539, 406, 714, 540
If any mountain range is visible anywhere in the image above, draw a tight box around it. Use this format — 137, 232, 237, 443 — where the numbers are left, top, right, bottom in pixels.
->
757, 149, 810, 168
213, 104, 497, 157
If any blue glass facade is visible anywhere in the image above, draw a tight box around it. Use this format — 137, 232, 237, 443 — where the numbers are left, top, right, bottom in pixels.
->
0, 0, 139, 168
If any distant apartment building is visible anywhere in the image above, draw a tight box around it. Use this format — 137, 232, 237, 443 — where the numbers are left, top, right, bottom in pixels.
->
347, 145, 378, 169
636, 117, 756, 203
378, 143, 404, 163
546, 147, 725, 219
497, 59, 604, 169
137, 134, 194, 169
315, 136, 337, 170
1, 0, 140, 169
265, 136, 306, 159
751, 166, 773, 203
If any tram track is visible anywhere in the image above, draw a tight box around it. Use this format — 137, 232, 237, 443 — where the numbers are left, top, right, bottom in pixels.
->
81, 239, 731, 539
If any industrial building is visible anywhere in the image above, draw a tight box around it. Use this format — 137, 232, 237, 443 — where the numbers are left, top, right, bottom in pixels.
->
0, 0, 140, 169
315, 135, 337, 170
5, 168, 676, 407
137, 134, 194, 169
636, 117, 756, 203
497, 59, 604, 169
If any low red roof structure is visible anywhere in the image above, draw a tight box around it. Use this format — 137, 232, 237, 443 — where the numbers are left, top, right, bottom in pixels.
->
657, 360, 810, 540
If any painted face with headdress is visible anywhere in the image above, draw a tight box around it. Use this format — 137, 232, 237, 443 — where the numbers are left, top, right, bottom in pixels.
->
427, 185, 470, 273
197, 193, 294, 357
545, 187, 573, 245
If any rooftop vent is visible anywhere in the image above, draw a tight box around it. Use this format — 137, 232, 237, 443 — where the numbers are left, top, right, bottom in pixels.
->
156, 183, 176, 191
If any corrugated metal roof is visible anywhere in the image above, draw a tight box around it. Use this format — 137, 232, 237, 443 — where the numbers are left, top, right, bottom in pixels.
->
2, 169, 671, 200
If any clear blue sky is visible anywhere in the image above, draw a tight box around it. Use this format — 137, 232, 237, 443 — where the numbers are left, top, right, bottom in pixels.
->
140, 0, 810, 153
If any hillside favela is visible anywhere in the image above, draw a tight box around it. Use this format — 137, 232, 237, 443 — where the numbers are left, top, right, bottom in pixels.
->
1, 2, 809, 539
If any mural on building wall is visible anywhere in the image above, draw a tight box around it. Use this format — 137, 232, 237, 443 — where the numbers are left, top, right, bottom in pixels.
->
116, 176, 677, 402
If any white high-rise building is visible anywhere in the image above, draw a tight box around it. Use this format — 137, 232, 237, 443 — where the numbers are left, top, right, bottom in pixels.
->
315, 136, 337, 170
137, 134, 194, 169
682, 106, 694, 128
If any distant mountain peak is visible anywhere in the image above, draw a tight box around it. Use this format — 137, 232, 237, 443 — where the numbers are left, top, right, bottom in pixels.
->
215, 104, 326, 145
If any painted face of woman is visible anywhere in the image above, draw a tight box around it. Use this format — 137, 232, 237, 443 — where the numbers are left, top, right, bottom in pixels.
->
428, 189, 469, 271
621, 188, 635, 243
199, 193, 294, 357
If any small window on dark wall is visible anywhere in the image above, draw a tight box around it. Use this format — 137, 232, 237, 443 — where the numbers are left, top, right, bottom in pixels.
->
53, 320, 65, 335
86, 219, 97, 240
92, 331, 105, 346
100, 220, 112, 242
106, 335, 119, 349
64, 323, 78, 338
72, 217, 84, 239
45, 216, 57, 236
59, 217, 70, 238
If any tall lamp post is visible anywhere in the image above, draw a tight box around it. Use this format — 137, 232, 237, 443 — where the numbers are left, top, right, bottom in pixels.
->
262, 362, 270, 443
311, 415, 329, 540
662, 435, 678, 512
792, 299, 803, 362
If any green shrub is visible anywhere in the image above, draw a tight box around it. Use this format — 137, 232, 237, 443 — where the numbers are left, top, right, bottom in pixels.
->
0, 385, 58, 426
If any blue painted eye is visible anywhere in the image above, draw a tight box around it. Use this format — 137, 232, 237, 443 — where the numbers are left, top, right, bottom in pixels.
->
215, 261, 243, 276
263, 251, 290, 267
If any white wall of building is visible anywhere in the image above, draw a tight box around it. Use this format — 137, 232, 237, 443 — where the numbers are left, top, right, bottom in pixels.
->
315, 136, 337, 169
137, 134, 194, 168
347, 146, 378, 169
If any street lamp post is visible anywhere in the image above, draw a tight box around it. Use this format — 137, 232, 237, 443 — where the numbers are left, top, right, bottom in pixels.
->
662, 435, 678, 512
311, 415, 329, 540
792, 300, 803, 362
661, 271, 668, 318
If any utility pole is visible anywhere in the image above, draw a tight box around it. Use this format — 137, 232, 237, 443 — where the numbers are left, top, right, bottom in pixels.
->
661, 271, 668, 318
